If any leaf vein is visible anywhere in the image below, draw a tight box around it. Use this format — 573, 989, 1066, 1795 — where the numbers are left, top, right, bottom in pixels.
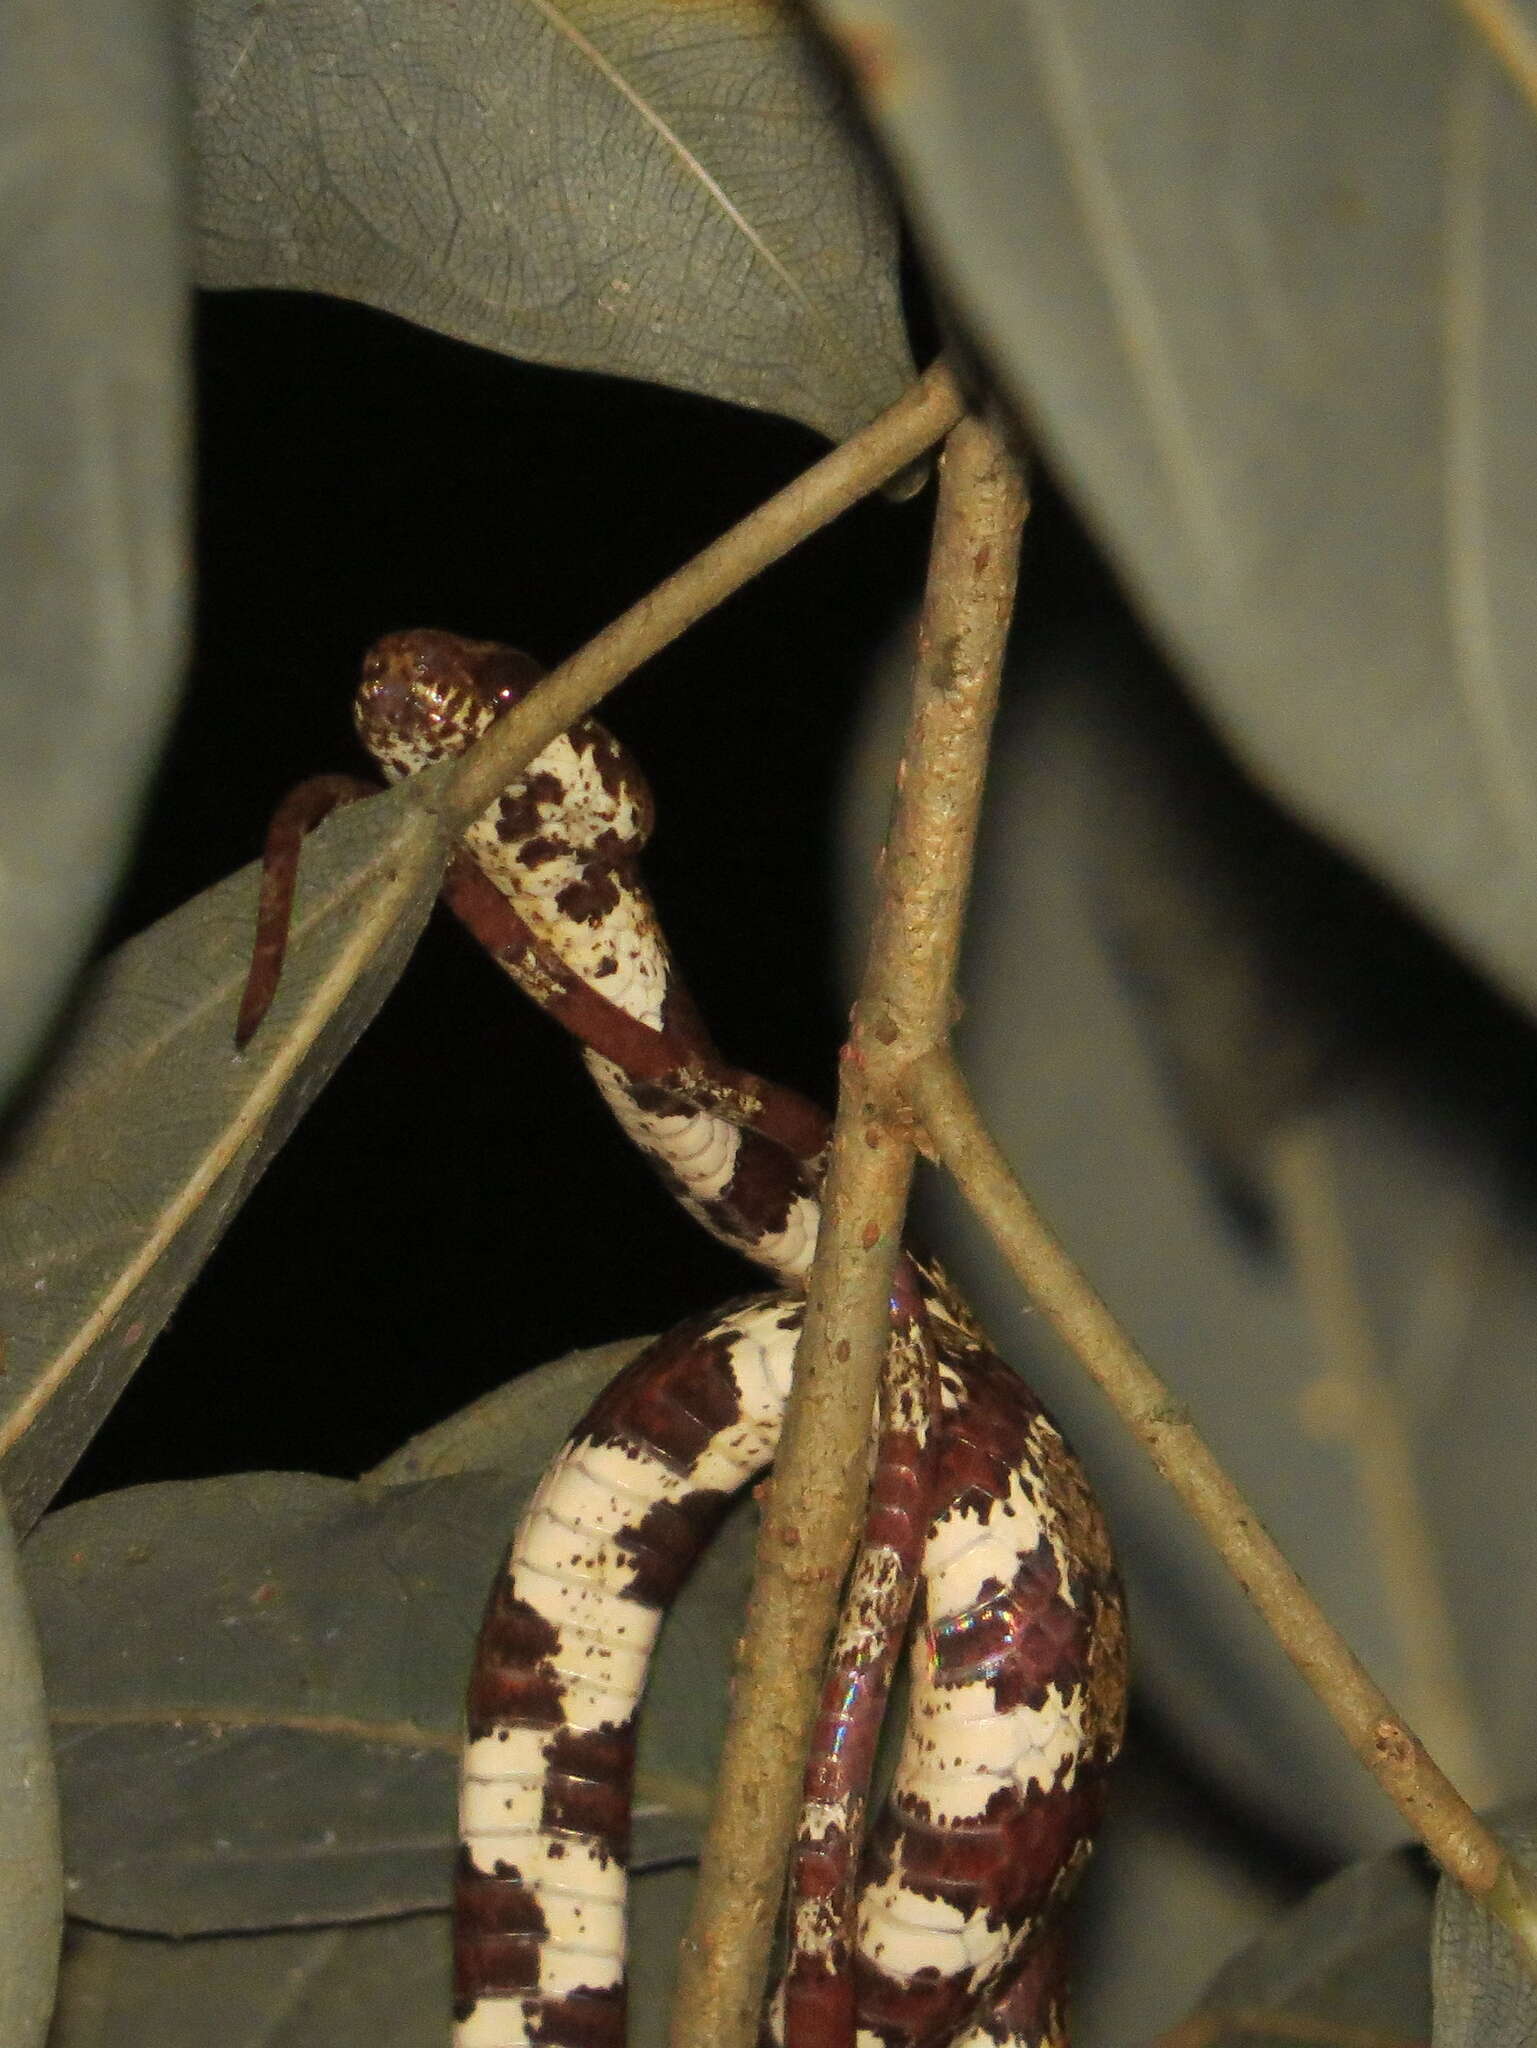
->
1441, 55, 1537, 873
521, 0, 853, 397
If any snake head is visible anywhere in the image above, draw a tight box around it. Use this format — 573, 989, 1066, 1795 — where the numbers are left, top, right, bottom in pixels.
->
355, 629, 546, 779
356, 626, 656, 862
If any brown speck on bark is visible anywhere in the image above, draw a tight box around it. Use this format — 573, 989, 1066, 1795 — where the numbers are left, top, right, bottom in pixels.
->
1373, 1718, 1414, 1766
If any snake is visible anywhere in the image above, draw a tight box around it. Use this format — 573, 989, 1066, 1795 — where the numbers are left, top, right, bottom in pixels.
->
240, 630, 1127, 2048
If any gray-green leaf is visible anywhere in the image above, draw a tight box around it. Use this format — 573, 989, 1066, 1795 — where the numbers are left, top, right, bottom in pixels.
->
191, 0, 913, 442
28, 1341, 748, 1935
48, 1866, 695, 2048
846, 640, 1537, 1864
1433, 1808, 1537, 2048
0, 786, 444, 1532
1172, 1838, 1433, 2044
816, 0, 1537, 1014
1, 0, 185, 1108
366, 1336, 648, 1489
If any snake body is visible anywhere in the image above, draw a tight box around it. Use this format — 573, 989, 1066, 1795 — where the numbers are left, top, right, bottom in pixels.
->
346, 631, 1127, 2048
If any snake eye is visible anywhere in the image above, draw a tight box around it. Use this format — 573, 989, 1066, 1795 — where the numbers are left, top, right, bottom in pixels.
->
479, 644, 546, 715
355, 629, 503, 768
356, 664, 413, 727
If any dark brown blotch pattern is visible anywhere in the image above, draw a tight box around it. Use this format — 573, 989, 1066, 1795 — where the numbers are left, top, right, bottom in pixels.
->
710, 1128, 811, 1244
466, 1586, 564, 1740
830, 1321, 1124, 2048
617, 1486, 732, 1608
363, 630, 1123, 2044
496, 772, 567, 847
528, 1983, 625, 2048
555, 866, 623, 926
581, 1312, 754, 1473
454, 1842, 546, 2009
541, 1722, 635, 1856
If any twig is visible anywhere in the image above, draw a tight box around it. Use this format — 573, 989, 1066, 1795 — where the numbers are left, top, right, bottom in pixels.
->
1269, 1117, 1497, 1807
437, 362, 964, 836
667, 413, 1028, 2048
901, 1046, 1537, 1978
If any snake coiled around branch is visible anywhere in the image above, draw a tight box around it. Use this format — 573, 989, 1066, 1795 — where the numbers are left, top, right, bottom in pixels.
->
246, 628, 1127, 2048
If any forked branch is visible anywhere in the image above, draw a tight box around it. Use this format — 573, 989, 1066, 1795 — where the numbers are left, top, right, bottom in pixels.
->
236, 368, 963, 1053
437, 362, 964, 835
349, 347, 1535, 2016
667, 412, 1029, 2048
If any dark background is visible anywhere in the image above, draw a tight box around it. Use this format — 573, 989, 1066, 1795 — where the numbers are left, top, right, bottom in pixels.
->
65, 287, 1537, 1509
64, 290, 958, 1493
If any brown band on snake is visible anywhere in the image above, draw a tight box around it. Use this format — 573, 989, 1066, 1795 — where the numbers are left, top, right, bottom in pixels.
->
361, 632, 829, 1154
356, 630, 832, 1278
455, 1295, 801, 2048
849, 1334, 1125, 2048
951, 1928, 1070, 2048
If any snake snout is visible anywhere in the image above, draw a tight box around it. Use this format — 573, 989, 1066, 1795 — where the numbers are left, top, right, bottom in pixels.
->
355, 630, 494, 769
356, 630, 547, 777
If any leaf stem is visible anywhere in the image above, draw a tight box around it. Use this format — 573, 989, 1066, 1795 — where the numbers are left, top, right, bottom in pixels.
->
900, 1045, 1537, 1979
436, 362, 963, 836
1268, 1117, 1496, 1807
666, 412, 1028, 2048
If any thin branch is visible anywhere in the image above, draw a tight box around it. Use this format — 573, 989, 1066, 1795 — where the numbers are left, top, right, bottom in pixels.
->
901, 1046, 1537, 1977
667, 414, 1028, 2048
1269, 1117, 1497, 1808
436, 363, 964, 836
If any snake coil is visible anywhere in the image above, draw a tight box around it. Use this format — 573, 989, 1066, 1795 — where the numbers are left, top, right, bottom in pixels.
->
250, 629, 1127, 2048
